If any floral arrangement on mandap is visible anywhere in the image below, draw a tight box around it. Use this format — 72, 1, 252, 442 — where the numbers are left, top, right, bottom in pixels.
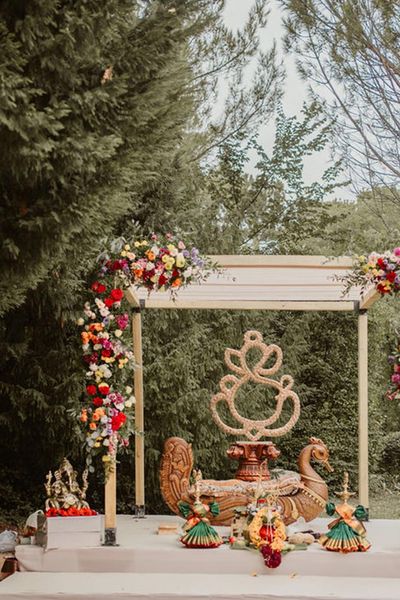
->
386, 342, 400, 402
341, 247, 400, 296
77, 234, 217, 469
341, 247, 400, 402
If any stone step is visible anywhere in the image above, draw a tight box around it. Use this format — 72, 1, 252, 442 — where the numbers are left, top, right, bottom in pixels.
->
0, 572, 399, 600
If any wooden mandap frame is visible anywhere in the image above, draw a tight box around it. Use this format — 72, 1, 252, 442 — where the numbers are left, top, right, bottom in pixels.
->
104, 255, 380, 544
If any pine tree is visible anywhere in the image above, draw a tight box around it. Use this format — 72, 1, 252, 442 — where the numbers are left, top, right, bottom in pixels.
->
0, 0, 281, 519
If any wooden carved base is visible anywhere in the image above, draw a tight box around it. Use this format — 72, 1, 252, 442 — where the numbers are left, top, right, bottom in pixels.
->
226, 441, 280, 481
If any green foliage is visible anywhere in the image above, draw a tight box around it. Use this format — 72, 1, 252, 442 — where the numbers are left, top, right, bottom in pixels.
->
0, 0, 397, 523
0, 0, 282, 519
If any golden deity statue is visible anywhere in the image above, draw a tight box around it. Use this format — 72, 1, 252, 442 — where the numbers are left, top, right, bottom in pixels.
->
45, 458, 89, 510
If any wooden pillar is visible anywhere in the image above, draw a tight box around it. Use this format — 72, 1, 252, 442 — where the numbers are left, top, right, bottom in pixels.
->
132, 309, 145, 515
103, 458, 117, 545
358, 309, 369, 511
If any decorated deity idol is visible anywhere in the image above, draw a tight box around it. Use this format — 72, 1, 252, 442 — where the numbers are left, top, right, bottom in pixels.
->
247, 491, 287, 568
178, 469, 223, 549
319, 472, 371, 553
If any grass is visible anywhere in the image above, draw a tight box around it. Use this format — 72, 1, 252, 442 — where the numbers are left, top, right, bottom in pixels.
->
369, 492, 400, 519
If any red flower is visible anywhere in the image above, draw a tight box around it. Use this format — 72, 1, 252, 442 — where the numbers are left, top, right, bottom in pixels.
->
101, 349, 112, 358
91, 281, 100, 292
387, 271, 396, 282
93, 397, 103, 407
86, 385, 97, 396
104, 297, 114, 308
99, 384, 110, 395
377, 258, 386, 269
83, 353, 98, 364
111, 412, 127, 431
97, 283, 106, 294
159, 274, 167, 286
110, 288, 123, 301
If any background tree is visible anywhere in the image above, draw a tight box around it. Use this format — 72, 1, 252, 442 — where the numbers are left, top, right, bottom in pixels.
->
0, 0, 281, 521
281, 0, 400, 213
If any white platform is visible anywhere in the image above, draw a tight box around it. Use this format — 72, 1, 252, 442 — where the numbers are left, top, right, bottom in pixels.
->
1, 572, 400, 600
14, 515, 400, 578
2, 515, 399, 600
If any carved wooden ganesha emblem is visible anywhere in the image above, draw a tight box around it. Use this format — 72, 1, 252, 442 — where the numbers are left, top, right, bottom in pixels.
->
160, 330, 332, 525
210, 330, 301, 441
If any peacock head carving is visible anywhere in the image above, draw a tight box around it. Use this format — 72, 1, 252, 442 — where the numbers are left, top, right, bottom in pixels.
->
210, 330, 301, 441
308, 437, 333, 472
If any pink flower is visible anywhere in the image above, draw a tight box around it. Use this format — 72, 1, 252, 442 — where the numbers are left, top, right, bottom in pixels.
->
178, 240, 186, 250
391, 373, 400, 384
393, 247, 400, 257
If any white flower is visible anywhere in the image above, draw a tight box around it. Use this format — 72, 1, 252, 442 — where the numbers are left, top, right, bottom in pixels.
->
95, 299, 105, 308
101, 416, 108, 424
146, 262, 155, 271
91, 431, 99, 439
89, 364, 97, 371
125, 396, 136, 408
99, 365, 112, 379
125, 386, 133, 395
103, 438, 110, 446
93, 344, 102, 351
115, 403, 124, 411
77, 318, 85, 326
100, 308, 110, 317
114, 329, 123, 338
87, 439, 94, 448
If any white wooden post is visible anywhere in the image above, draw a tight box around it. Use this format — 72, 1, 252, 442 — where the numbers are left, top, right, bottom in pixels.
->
358, 309, 369, 511
132, 309, 145, 516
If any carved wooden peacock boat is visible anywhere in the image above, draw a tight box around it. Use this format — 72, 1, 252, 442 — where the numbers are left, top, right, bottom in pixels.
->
160, 331, 332, 525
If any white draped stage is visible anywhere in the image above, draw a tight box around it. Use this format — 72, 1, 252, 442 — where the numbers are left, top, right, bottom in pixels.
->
0, 515, 399, 599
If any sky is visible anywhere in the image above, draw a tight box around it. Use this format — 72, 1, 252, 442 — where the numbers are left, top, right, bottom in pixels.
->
223, 0, 354, 200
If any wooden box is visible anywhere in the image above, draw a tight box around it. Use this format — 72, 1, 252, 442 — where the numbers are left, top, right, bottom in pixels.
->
36, 514, 102, 549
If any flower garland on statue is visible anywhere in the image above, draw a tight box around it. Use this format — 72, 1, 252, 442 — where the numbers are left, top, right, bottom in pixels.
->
341, 247, 400, 402
77, 234, 216, 468
247, 503, 287, 569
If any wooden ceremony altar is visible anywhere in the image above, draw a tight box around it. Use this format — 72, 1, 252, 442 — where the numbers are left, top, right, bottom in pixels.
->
102, 254, 380, 542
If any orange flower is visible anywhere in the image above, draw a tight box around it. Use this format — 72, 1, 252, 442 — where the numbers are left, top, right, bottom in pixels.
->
133, 268, 143, 279
171, 278, 182, 288
146, 250, 155, 261
81, 332, 90, 343
89, 323, 104, 332
89, 422, 97, 430
80, 410, 88, 423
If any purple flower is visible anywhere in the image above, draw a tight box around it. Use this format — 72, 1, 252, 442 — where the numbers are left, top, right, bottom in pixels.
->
388, 355, 396, 364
